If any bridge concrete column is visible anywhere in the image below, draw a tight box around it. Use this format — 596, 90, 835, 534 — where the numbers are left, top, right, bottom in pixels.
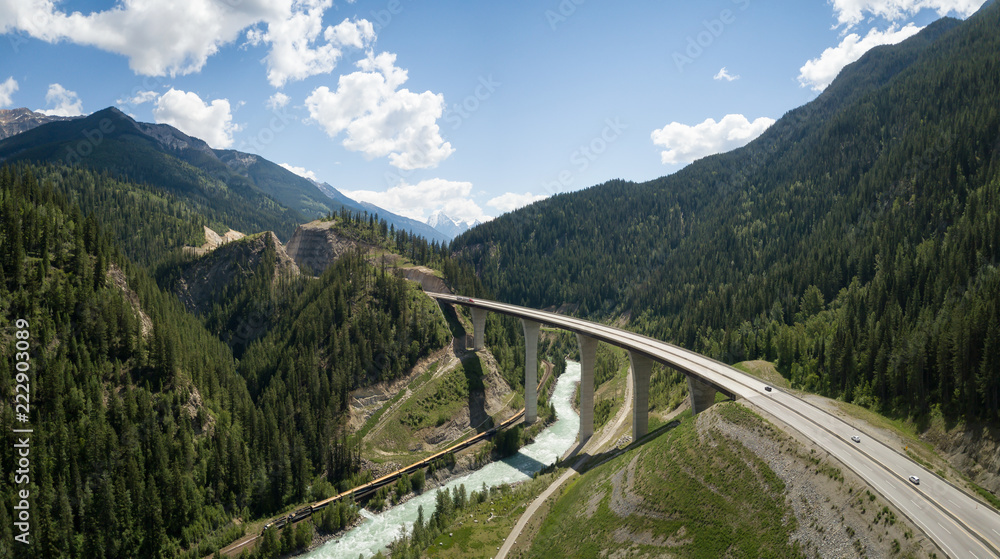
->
687, 375, 717, 414
471, 307, 487, 351
521, 319, 540, 424
629, 352, 653, 440
577, 333, 597, 441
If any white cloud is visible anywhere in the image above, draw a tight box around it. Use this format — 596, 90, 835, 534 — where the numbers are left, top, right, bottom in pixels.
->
37, 83, 84, 117
798, 24, 923, 91
116, 90, 159, 106
266, 92, 290, 110
261, 6, 375, 88
713, 67, 740, 82
279, 163, 318, 182
0, 0, 282, 77
324, 17, 375, 49
651, 114, 775, 165
305, 52, 454, 170
342, 179, 488, 223
152, 89, 238, 149
0, 77, 17, 107
487, 192, 548, 214
830, 0, 987, 27
0, 1, 372, 87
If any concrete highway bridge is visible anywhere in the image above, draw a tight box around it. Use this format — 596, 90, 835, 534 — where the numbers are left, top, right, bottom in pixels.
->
430, 292, 1000, 559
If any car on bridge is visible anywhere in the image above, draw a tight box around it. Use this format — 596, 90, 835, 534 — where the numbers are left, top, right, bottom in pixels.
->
763, 386, 772, 392
909, 475, 920, 485
851, 435, 861, 443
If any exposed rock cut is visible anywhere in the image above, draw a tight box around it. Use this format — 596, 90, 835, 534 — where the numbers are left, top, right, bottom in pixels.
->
173, 232, 298, 315
285, 219, 375, 274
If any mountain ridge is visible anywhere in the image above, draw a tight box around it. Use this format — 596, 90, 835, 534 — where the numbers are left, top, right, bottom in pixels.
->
452, 1, 1000, 431
0, 106, 453, 244
0, 107, 81, 140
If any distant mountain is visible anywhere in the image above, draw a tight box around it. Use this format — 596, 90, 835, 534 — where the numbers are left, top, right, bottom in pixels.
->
354, 201, 451, 244
0, 105, 454, 245
0, 107, 80, 140
0, 107, 334, 239
428, 210, 479, 240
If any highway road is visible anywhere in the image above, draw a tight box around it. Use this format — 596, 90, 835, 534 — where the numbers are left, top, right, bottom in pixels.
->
430, 293, 1000, 559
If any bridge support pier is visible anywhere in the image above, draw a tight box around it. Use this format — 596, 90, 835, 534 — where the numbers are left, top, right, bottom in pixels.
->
521, 319, 540, 424
629, 352, 653, 440
577, 333, 597, 441
471, 307, 487, 351
687, 375, 717, 414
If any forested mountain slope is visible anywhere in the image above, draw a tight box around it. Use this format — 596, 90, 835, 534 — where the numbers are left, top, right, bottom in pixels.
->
0, 158, 521, 557
0, 165, 259, 557
453, 3, 1000, 423
0, 109, 319, 239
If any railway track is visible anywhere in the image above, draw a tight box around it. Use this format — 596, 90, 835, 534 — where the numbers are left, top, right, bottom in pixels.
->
255, 409, 526, 536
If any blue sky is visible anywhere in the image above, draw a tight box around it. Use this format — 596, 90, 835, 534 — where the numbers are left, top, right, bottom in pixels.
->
0, 0, 988, 225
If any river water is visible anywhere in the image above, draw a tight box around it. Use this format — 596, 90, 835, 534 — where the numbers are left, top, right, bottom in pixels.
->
302, 361, 582, 559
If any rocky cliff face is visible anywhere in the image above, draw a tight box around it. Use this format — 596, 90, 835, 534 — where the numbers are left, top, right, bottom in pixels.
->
0, 108, 79, 140
285, 219, 374, 275
174, 232, 298, 315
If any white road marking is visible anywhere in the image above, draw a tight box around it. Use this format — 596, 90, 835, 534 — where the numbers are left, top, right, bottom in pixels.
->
938, 522, 952, 535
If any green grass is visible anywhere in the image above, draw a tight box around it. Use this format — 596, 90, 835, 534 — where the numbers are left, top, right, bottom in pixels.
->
527, 402, 803, 559
422, 473, 563, 559
356, 363, 439, 441
733, 360, 791, 389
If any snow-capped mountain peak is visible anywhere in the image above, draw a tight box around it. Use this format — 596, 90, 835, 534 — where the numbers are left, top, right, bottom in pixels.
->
427, 211, 478, 239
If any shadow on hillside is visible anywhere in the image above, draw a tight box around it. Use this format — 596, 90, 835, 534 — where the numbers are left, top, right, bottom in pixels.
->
438, 300, 468, 345
463, 354, 491, 433
560, 418, 684, 472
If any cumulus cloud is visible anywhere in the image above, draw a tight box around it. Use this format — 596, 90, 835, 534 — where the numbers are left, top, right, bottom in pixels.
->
0, 0, 282, 76
279, 163, 319, 182
651, 114, 775, 165
342, 179, 488, 223
266, 92, 290, 110
324, 17, 375, 48
713, 67, 740, 82
152, 89, 238, 149
116, 90, 159, 106
38, 83, 84, 117
305, 52, 454, 170
830, 0, 987, 27
259, 6, 375, 88
798, 24, 922, 91
0, 0, 372, 86
0, 77, 17, 107
487, 192, 548, 214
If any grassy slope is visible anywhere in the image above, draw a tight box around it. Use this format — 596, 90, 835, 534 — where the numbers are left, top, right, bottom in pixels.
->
364, 355, 489, 462
421, 472, 565, 559
526, 403, 802, 559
